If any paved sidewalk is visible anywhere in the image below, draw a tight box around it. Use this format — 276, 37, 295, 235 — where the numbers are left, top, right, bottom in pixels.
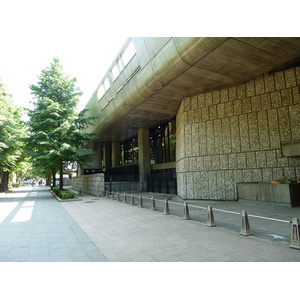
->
62, 190, 300, 262
1, 186, 300, 262
0, 186, 107, 262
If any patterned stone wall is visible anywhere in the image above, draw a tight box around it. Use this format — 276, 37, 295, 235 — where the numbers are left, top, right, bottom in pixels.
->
71, 174, 104, 197
176, 66, 300, 200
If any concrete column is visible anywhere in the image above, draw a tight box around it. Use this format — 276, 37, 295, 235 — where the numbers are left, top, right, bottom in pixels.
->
103, 143, 112, 172
138, 128, 151, 191
112, 142, 121, 167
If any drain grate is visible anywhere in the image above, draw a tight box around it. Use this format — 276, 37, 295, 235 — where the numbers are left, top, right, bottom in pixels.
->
92, 198, 100, 200
84, 201, 95, 203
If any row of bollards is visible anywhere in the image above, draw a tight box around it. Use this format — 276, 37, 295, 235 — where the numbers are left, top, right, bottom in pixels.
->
104, 191, 300, 250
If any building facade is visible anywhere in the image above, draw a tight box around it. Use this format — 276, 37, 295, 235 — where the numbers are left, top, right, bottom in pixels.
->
81, 37, 300, 200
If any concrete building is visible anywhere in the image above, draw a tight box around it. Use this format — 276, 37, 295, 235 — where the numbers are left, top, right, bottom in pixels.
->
81, 37, 300, 202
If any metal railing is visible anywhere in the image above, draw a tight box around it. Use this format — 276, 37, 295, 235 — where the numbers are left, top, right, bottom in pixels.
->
100, 190, 300, 250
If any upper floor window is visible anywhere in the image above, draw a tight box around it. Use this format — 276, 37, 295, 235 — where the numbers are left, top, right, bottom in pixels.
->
121, 40, 136, 66
97, 77, 110, 100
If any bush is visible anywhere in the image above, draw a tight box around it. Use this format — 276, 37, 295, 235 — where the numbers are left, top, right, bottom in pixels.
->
53, 188, 75, 199
11, 183, 20, 188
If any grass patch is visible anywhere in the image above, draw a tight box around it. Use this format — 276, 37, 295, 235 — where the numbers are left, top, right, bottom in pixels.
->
52, 187, 76, 199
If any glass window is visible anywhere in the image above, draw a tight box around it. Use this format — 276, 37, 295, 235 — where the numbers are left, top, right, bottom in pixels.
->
121, 40, 136, 66
150, 119, 176, 164
111, 63, 120, 80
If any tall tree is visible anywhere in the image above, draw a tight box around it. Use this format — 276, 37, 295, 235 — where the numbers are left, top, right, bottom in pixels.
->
0, 79, 27, 191
26, 58, 95, 190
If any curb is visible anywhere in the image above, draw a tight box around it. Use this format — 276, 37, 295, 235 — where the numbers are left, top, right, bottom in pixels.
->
49, 189, 82, 202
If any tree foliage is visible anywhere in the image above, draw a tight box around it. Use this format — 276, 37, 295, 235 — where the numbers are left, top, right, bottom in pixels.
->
26, 57, 95, 189
0, 79, 27, 191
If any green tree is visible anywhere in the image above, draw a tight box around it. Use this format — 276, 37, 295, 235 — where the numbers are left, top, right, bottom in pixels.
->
0, 79, 27, 191
26, 57, 95, 190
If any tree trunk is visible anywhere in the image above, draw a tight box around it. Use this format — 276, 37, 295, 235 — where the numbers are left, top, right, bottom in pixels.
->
59, 160, 63, 190
0, 171, 9, 192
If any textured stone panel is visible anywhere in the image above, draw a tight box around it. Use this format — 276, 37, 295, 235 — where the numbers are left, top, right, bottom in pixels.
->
220, 88, 229, 103
273, 168, 284, 180
222, 118, 231, 153
211, 155, 220, 170
262, 168, 273, 182
184, 124, 192, 157
274, 71, 286, 90
281, 89, 293, 106
206, 120, 215, 154
187, 110, 194, 124
209, 105, 217, 120
189, 157, 197, 171
228, 154, 237, 169
252, 169, 263, 182
214, 119, 223, 154
242, 98, 252, 114
246, 80, 255, 97
271, 91, 282, 108
197, 157, 204, 171
213, 90, 221, 104
191, 123, 199, 156
184, 96, 191, 111
229, 86, 237, 101
220, 154, 229, 170
284, 68, 297, 88
251, 95, 262, 112
243, 169, 252, 182
264, 73, 275, 93
217, 103, 225, 119
191, 94, 198, 109
276, 150, 289, 168
193, 172, 202, 199
224, 170, 234, 200
233, 99, 242, 115
246, 152, 256, 168
198, 93, 205, 107
278, 106, 291, 142
267, 109, 280, 149
237, 84, 246, 99
292, 86, 300, 104
261, 93, 272, 110
284, 167, 296, 180
209, 171, 217, 199
201, 106, 209, 121
225, 101, 234, 117
201, 173, 209, 199
239, 114, 250, 152
266, 150, 277, 167
205, 92, 213, 106
248, 112, 260, 151
236, 153, 246, 169
255, 75, 265, 95
216, 171, 225, 199
199, 121, 207, 155
204, 156, 212, 171
258, 110, 270, 150
230, 116, 240, 152
186, 173, 194, 199
289, 104, 300, 140
256, 151, 267, 168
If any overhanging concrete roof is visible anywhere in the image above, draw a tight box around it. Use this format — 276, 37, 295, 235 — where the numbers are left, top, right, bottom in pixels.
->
84, 37, 300, 144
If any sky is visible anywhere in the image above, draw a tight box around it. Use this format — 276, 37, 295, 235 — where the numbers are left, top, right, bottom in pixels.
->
0, 0, 296, 112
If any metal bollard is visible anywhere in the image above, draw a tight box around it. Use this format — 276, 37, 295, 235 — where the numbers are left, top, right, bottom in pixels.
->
290, 217, 300, 250
111, 191, 114, 200
182, 201, 191, 220
206, 205, 216, 227
130, 194, 134, 205
150, 197, 157, 211
102, 191, 105, 197
163, 199, 170, 215
123, 193, 127, 203
106, 191, 109, 199
138, 195, 143, 208
116, 192, 120, 202
240, 210, 252, 236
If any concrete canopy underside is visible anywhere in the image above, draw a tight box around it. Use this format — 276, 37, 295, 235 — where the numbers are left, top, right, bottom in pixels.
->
86, 37, 300, 144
